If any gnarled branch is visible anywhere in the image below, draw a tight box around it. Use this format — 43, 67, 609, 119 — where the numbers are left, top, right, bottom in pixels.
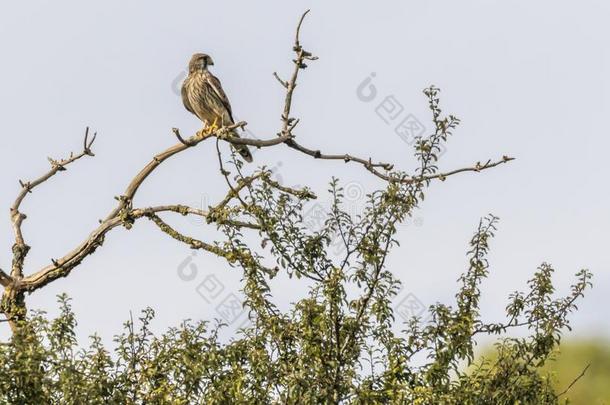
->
9, 127, 96, 278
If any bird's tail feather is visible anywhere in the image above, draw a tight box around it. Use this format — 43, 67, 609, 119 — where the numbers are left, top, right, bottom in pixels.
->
231, 129, 253, 163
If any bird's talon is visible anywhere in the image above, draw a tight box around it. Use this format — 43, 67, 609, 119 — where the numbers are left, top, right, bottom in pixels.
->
210, 118, 219, 133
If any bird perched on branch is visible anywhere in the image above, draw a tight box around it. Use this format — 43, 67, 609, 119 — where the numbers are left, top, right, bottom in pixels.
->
181, 53, 253, 162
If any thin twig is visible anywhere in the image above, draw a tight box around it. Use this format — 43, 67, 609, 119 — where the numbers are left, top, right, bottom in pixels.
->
272, 72, 288, 89
83, 127, 97, 155
280, 10, 313, 137
410, 156, 515, 184
285, 137, 393, 174
556, 363, 590, 397
172, 128, 196, 146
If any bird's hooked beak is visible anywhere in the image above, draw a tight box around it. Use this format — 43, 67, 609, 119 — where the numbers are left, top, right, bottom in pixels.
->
206, 58, 214, 67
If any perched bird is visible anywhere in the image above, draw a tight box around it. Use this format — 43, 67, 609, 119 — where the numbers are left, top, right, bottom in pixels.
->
181, 53, 253, 162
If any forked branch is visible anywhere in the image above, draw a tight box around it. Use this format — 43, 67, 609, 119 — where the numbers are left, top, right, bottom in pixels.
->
220, 10, 513, 186
9, 127, 96, 279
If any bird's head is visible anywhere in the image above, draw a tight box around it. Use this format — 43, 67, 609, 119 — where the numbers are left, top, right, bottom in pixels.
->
188, 53, 214, 72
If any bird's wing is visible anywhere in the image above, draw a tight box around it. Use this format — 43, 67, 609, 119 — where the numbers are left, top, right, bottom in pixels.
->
181, 77, 195, 115
204, 72, 235, 123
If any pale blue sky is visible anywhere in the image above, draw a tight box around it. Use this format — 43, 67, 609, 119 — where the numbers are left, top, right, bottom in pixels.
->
0, 1, 608, 343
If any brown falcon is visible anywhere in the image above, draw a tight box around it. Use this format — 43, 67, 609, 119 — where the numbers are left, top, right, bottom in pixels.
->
181, 53, 253, 162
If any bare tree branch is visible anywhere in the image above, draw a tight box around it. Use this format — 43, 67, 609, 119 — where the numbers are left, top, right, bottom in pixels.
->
284, 137, 394, 173
269, 9, 511, 186
19, 199, 260, 293
220, 132, 293, 147
172, 127, 197, 146
280, 10, 314, 136
106, 119, 294, 228
15, 128, 265, 293
14, 131, 212, 292
9, 127, 96, 278
272, 72, 288, 89
20, 216, 122, 291
104, 129, 216, 221
133, 205, 259, 230
214, 120, 511, 186
412, 156, 515, 183
285, 138, 514, 185
146, 213, 226, 256
556, 363, 590, 398
147, 213, 278, 277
